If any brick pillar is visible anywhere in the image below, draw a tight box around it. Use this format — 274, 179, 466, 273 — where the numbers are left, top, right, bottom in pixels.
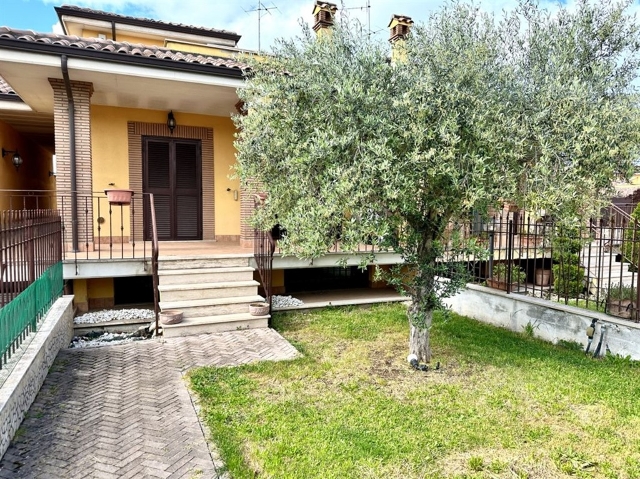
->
49, 79, 94, 252
240, 180, 262, 249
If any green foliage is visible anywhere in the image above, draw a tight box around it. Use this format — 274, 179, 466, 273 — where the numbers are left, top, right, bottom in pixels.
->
607, 282, 637, 301
523, 321, 536, 338
234, 0, 640, 354
491, 262, 526, 284
552, 230, 586, 298
468, 456, 484, 472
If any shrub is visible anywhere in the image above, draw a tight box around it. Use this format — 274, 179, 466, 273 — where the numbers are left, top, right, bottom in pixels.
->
492, 262, 527, 284
552, 229, 585, 298
607, 282, 637, 302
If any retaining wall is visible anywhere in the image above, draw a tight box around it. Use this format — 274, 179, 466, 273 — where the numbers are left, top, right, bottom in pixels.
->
0, 296, 74, 458
445, 284, 640, 359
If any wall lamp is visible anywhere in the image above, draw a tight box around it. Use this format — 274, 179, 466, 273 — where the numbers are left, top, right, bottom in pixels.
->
167, 110, 176, 134
2, 148, 22, 171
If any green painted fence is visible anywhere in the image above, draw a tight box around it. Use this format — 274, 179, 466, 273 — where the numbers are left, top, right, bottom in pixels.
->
0, 262, 63, 368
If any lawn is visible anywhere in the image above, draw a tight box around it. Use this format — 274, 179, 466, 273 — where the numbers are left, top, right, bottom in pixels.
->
189, 304, 640, 479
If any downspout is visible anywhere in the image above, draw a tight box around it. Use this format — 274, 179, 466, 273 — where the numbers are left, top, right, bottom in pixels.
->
61, 55, 79, 252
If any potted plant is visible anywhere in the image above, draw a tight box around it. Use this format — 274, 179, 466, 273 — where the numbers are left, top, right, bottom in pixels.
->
487, 262, 526, 291
606, 283, 637, 319
518, 233, 543, 249
104, 188, 134, 206
249, 302, 270, 316
534, 268, 552, 286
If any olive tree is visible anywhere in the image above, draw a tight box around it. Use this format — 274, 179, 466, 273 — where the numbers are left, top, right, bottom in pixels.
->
234, 0, 640, 362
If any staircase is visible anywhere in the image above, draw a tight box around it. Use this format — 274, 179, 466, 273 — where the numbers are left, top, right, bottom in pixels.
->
156, 254, 269, 337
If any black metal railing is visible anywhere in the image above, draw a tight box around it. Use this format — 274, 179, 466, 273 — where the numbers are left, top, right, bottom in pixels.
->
0, 189, 160, 330
253, 195, 275, 316
149, 195, 160, 333
0, 209, 63, 368
0, 209, 62, 307
0, 189, 155, 262
447, 211, 640, 322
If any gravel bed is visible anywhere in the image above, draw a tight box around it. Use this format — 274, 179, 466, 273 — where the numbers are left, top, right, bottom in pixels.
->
74, 308, 155, 324
70, 332, 146, 349
272, 295, 304, 308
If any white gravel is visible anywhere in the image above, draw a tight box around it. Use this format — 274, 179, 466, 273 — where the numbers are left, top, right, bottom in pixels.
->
272, 295, 304, 308
74, 308, 155, 324
70, 332, 145, 349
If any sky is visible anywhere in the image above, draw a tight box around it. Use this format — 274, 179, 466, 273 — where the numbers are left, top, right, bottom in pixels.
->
0, 0, 630, 52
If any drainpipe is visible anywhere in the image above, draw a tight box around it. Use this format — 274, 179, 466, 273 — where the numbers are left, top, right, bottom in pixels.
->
61, 55, 79, 252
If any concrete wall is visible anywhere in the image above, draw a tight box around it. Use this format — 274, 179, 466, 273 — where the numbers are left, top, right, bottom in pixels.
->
0, 296, 74, 458
445, 284, 640, 360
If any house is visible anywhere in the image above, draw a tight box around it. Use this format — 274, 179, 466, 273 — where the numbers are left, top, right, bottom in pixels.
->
0, 2, 404, 334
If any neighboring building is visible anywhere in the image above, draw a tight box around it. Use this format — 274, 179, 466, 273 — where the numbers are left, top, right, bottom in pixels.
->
0, 2, 403, 330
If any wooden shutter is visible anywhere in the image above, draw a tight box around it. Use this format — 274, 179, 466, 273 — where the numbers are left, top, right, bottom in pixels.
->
175, 142, 201, 239
143, 137, 202, 241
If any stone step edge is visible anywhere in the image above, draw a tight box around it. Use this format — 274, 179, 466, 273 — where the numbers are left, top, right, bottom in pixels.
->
158, 266, 255, 276
159, 253, 253, 261
161, 312, 270, 329
159, 295, 265, 309
158, 280, 259, 292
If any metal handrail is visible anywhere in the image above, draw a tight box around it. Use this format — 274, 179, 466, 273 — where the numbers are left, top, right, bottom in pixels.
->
149, 194, 160, 333
252, 194, 275, 317
609, 203, 633, 222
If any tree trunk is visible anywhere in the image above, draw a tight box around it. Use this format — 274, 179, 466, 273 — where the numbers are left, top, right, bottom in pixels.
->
408, 293, 433, 363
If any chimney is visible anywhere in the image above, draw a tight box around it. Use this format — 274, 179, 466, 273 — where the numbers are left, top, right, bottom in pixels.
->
388, 14, 414, 44
312, 1, 338, 34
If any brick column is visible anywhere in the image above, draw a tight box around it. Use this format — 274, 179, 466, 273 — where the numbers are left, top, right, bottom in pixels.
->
49, 79, 94, 252
240, 180, 262, 249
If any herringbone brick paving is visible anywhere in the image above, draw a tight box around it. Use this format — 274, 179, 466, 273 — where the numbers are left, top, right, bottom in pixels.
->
0, 329, 299, 478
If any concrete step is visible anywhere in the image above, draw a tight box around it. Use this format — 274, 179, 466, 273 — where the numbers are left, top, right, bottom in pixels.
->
158, 281, 260, 302
158, 255, 251, 270
158, 266, 255, 285
159, 295, 265, 318
161, 312, 269, 337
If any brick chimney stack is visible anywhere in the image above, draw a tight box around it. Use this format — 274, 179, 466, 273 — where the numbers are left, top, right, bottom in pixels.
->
312, 1, 338, 34
388, 14, 414, 43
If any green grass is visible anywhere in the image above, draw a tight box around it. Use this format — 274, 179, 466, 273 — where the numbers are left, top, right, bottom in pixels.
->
554, 297, 606, 313
189, 304, 640, 479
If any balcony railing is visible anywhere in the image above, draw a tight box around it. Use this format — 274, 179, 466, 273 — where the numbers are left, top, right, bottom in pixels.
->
0, 209, 63, 368
0, 190, 155, 262
1, 189, 160, 328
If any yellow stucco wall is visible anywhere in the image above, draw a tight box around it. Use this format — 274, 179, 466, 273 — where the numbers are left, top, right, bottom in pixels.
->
164, 41, 235, 57
87, 277, 114, 299
73, 278, 88, 311
0, 119, 55, 210
73, 278, 114, 311
82, 28, 155, 45
79, 29, 236, 56
91, 106, 240, 237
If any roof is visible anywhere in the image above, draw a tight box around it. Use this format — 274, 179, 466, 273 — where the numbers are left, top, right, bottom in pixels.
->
0, 76, 15, 95
0, 27, 248, 77
0, 75, 20, 100
55, 5, 241, 44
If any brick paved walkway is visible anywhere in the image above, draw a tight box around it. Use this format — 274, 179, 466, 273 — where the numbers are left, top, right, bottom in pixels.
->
0, 329, 299, 479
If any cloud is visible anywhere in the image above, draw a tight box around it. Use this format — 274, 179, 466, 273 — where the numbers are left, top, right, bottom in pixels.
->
51, 21, 63, 34
41, 0, 640, 51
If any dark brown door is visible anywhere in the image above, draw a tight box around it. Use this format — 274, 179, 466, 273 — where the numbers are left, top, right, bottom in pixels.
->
143, 137, 202, 241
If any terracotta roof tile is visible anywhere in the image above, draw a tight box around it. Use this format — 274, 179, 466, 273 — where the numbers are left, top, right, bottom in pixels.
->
0, 75, 17, 96
57, 5, 240, 40
0, 27, 249, 72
